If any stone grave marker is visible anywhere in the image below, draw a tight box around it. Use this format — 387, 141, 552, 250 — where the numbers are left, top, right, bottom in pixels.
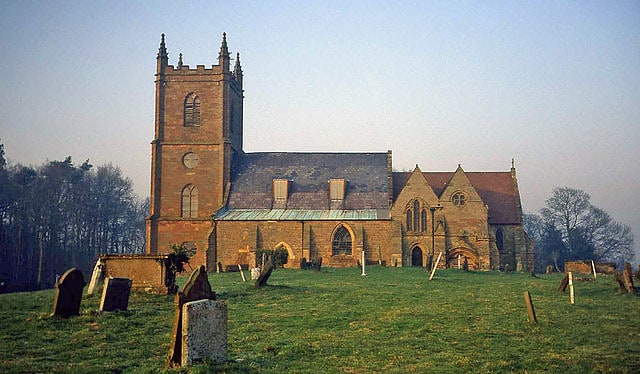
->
167, 265, 216, 367
623, 262, 635, 291
250, 266, 261, 280
87, 258, 104, 295
181, 299, 227, 366
254, 255, 275, 288
52, 268, 86, 317
558, 273, 569, 292
99, 277, 132, 312
546, 265, 553, 274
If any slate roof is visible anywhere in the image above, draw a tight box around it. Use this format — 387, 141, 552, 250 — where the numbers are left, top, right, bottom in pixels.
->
224, 152, 390, 213
392, 171, 522, 225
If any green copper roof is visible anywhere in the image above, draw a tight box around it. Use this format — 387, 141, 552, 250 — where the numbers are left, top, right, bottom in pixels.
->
215, 209, 390, 221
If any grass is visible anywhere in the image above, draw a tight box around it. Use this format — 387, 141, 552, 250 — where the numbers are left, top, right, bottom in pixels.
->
1, 267, 639, 373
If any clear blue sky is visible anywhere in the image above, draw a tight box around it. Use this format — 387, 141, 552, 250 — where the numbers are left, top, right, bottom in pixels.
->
1, 1, 639, 259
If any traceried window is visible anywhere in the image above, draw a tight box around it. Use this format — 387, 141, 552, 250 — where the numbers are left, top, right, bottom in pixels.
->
406, 200, 427, 233
452, 192, 466, 207
332, 225, 352, 256
413, 200, 420, 232
184, 93, 201, 127
181, 184, 198, 218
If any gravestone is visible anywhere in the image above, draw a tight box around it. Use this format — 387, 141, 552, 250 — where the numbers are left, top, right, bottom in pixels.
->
181, 299, 227, 366
167, 265, 216, 367
623, 263, 634, 290
52, 268, 86, 317
314, 257, 323, 272
99, 277, 132, 312
250, 267, 261, 280
255, 255, 275, 288
87, 259, 104, 295
558, 273, 569, 292
462, 257, 469, 272
546, 265, 554, 274
614, 271, 627, 292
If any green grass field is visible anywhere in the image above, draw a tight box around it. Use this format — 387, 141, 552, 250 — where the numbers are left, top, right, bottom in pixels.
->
1, 267, 639, 373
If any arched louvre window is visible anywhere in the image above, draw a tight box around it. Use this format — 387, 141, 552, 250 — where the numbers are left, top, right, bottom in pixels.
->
332, 225, 352, 256
421, 209, 427, 232
181, 184, 198, 218
184, 93, 201, 127
413, 200, 420, 232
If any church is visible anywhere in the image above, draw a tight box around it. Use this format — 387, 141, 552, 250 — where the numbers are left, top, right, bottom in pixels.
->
145, 34, 534, 271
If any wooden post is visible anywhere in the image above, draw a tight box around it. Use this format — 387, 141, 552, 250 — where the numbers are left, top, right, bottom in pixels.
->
568, 271, 575, 305
238, 264, 246, 282
429, 252, 442, 280
523, 291, 537, 323
591, 260, 597, 279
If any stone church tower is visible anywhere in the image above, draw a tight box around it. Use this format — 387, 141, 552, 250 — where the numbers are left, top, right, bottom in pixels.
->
145, 33, 244, 266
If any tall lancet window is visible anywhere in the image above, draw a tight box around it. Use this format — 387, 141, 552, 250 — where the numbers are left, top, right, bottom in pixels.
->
181, 184, 198, 218
184, 93, 201, 127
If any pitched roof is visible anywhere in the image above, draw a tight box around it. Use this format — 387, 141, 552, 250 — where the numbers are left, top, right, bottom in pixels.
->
227, 152, 390, 211
393, 171, 521, 225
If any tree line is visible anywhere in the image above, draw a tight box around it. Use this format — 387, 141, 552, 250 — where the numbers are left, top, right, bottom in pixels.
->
525, 186, 634, 273
0, 143, 148, 292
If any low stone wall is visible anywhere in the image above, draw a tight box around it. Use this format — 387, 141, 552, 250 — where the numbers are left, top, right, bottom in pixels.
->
99, 254, 170, 294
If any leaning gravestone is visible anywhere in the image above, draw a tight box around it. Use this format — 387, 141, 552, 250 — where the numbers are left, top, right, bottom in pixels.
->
99, 277, 132, 312
52, 268, 86, 318
87, 258, 104, 295
181, 299, 227, 366
254, 255, 275, 288
167, 265, 216, 367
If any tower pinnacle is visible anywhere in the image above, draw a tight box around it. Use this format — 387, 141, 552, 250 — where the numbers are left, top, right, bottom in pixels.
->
234, 52, 243, 79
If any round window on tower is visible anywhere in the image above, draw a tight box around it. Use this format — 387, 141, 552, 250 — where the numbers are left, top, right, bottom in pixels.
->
183, 152, 200, 169
452, 192, 466, 207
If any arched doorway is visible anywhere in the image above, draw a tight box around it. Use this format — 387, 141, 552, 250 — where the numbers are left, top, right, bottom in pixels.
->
411, 246, 423, 267
448, 247, 479, 270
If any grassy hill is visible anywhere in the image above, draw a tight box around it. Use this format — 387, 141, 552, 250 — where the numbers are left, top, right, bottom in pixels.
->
1, 267, 639, 373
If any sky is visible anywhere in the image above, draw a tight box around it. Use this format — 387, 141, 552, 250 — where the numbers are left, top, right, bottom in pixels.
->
1, 1, 639, 260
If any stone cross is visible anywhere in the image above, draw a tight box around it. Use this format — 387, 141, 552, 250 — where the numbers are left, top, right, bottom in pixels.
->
52, 268, 86, 318
167, 265, 216, 367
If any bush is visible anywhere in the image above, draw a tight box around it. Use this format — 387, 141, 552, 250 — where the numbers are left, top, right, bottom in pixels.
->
255, 248, 288, 268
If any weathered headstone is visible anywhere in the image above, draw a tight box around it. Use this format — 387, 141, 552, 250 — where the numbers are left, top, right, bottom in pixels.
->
462, 256, 469, 272
558, 273, 569, 292
99, 277, 132, 312
167, 265, 216, 367
614, 271, 627, 292
181, 299, 227, 366
622, 266, 634, 294
523, 291, 537, 323
516, 261, 523, 272
255, 255, 275, 288
314, 257, 323, 272
623, 263, 634, 291
250, 267, 260, 280
87, 259, 104, 295
546, 265, 554, 274
52, 268, 86, 317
